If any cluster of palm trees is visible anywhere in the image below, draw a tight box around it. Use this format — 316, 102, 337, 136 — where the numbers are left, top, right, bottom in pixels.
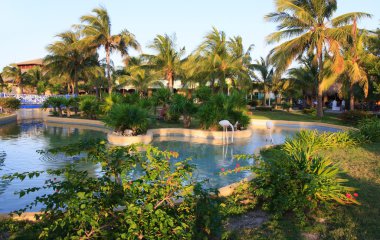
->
1, 1, 379, 117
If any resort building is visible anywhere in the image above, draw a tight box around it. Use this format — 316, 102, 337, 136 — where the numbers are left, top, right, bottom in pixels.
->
15, 58, 44, 73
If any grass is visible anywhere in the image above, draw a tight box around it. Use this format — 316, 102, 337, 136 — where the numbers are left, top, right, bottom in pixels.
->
229, 142, 380, 240
251, 110, 348, 126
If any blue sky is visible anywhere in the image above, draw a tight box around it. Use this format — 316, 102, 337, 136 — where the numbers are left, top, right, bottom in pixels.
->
0, 0, 379, 69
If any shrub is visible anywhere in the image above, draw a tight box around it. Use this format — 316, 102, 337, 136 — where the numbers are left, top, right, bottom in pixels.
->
124, 92, 140, 105
339, 110, 372, 125
103, 104, 149, 135
356, 118, 380, 142
302, 108, 316, 115
193, 86, 212, 102
197, 92, 250, 130
169, 94, 197, 128
100, 93, 124, 114
282, 102, 291, 111
3, 142, 221, 239
247, 99, 259, 107
42, 96, 67, 117
79, 96, 100, 119
152, 88, 172, 107
0, 97, 21, 113
254, 106, 273, 111
250, 131, 359, 222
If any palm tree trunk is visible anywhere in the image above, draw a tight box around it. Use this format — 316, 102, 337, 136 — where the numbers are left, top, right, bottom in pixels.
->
167, 71, 174, 93
74, 70, 79, 96
106, 45, 112, 94
263, 91, 267, 106
350, 83, 355, 111
317, 54, 324, 117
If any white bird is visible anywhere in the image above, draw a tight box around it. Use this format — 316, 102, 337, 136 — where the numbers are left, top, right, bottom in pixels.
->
266, 121, 274, 143
219, 120, 235, 144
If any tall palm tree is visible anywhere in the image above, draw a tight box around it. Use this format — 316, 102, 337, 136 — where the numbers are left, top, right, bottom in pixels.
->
145, 34, 184, 92
227, 36, 254, 91
250, 56, 274, 106
44, 31, 100, 95
79, 7, 140, 94
1, 64, 29, 94
342, 20, 370, 110
195, 27, 230, 91
266, 0, 371, 117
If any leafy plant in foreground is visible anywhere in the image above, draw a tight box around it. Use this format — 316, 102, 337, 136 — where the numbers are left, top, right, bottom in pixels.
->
227, 130, 359, 224
3, 141, 221, 239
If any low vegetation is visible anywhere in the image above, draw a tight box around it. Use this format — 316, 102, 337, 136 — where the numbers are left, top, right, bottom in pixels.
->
0, 97, 21, 113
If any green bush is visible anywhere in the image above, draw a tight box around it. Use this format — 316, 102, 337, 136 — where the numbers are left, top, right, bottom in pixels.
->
103, 104, 149, 135
236, 130, 359, 223
193, 86, 212, 102
339, 110, 372, 125
302, 108, 316, 115
3, 142, 221, 239
282, 102, 291, 111
227, 131, 359, 224
42, 96, 68, 117
100, 93, 124, 114
247, 99, 259, 107
152, 88, 172, 107
124, 92, 140, 105
356, 118, 380, 142
197, 92, 250, 130
79, 96, 100, 119
255, 106, 273, 111
169, 94, 197, 128
0, 97, 21, 113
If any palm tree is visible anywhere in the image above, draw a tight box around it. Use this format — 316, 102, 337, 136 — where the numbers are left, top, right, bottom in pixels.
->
250, 56, 274, 106
117, 58, 164, 96
195, 27, 230, 91
145, 34, 184, 92
79, 7, 140, 94
44, 31, 100, 95
284, 56, 319, 107
342, 20, 370, 110
266, 0, 371, 117
1, 64, 29, 94
27, 66, 49, 94
227, 36, 254, 91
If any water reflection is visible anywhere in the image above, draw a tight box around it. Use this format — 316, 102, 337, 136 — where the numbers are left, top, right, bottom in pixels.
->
0, 121, 106, 212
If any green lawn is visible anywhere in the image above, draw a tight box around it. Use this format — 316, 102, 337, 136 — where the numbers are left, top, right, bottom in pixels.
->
230, 142, 380, 240
251, 110, 348, 126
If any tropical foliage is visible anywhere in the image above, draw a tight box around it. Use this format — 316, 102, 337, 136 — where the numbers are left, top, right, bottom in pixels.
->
44, 31, 101, 95
234, 130, 359, 223
1, 65, 30, 94
145, 34, 184, 92
197, 91, 250, 130
169, 94, 197, 128
3, 142, 221, 239
266, 0, 371, 117
0, 97, 21, 113
103, 104, 149, 135
79, 7, 141, 93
